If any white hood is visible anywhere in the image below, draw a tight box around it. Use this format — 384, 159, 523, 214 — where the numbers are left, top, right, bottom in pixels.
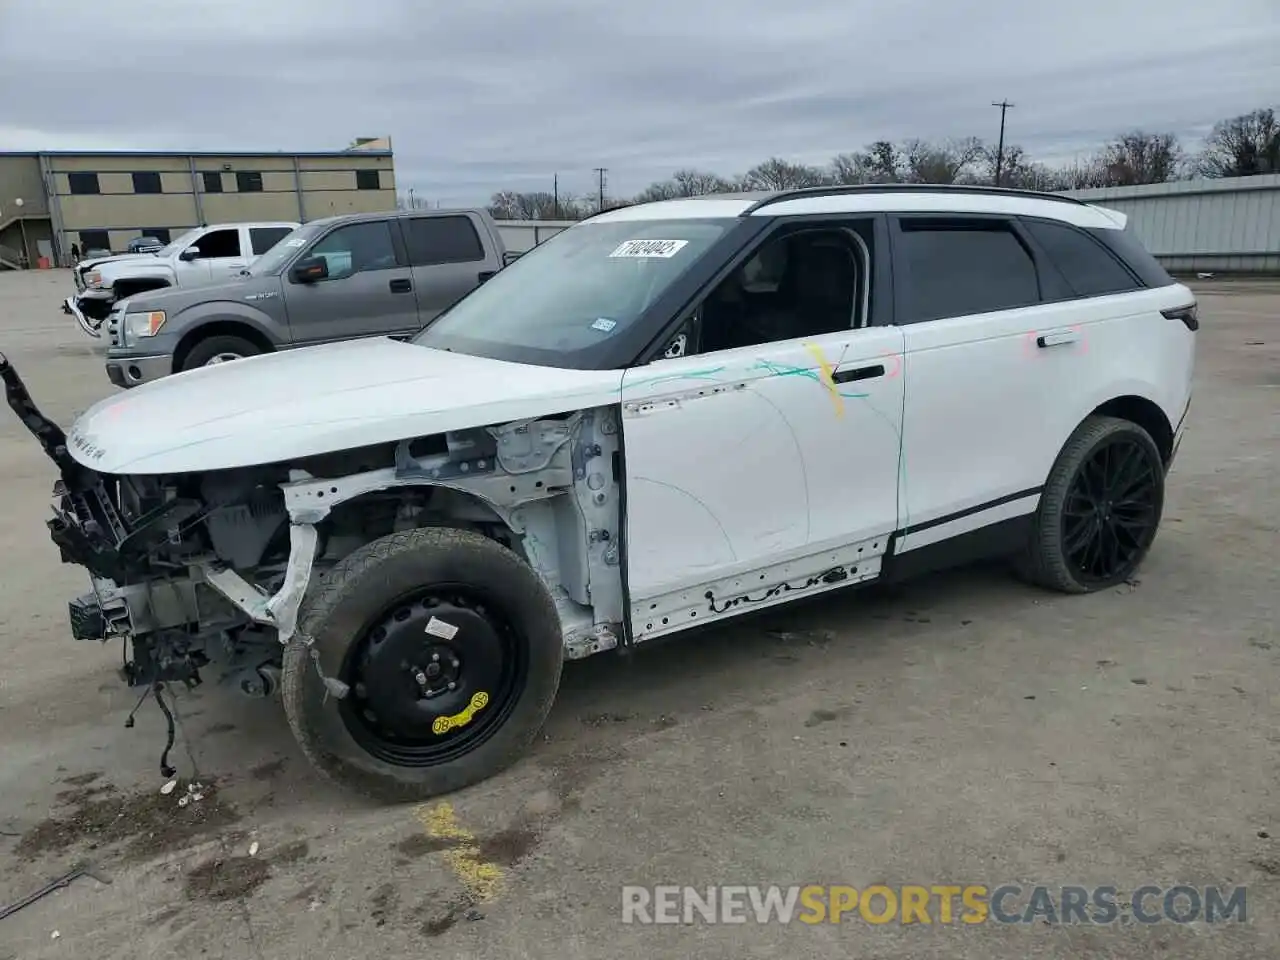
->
68, 338, 623, 474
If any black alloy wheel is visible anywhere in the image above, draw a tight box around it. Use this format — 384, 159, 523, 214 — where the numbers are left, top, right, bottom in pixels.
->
1060, 434, 1161, 585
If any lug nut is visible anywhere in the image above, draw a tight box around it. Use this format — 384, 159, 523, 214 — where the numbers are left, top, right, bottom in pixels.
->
451, 659, 460, 668
414, 671, 428, 686
431, 652, 440, 662
447, 681, 456, 691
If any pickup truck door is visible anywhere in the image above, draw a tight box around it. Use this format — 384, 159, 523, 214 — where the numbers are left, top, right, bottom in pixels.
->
402, 213, 499, 329
176, 226, 248, 286
281, 218, 419, 344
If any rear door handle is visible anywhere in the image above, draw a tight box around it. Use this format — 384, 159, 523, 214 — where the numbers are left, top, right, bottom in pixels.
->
389, 278, 413, 293
831, 363, 885, 384
1036, 330, 1079, 348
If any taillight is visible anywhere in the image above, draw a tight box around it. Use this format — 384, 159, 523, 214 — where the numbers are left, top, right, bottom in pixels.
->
1161, 303, 1198, 332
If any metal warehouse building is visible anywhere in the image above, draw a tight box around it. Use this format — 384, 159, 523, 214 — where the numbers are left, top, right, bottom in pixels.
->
1064, 173, 1280, 275
0, 137, 396, 268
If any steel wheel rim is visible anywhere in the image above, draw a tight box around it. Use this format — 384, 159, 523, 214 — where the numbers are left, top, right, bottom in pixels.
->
205, 352, 243, 366
337, 584, 527, 767
1061, 436, 1159, 584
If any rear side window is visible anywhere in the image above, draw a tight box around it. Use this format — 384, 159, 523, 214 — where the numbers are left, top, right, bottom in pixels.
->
405, 216, 485, 266
250, 226, 293, 255
1023, 219, 1141, 297
894, 218, 1039, 323
1085, 226, 1176, 289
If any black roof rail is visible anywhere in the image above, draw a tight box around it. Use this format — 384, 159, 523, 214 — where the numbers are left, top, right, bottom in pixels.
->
741, 182, 1090, 215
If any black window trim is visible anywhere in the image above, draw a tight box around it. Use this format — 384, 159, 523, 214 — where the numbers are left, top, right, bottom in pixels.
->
285, 218, 406, 284
632, 212, 893, 366
67, 172, 101, 196
235, 170, 265, 193
404, 213, 487, 266
887, 211, 1057, 325
1015, 215, 1147, 302
130, 171, 163, 195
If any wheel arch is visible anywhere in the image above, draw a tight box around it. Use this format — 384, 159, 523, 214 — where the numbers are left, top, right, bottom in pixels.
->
1088, 394, 1174, 465
173, 319, 276, 369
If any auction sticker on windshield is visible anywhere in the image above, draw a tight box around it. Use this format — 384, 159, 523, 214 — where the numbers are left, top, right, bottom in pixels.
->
609, 239, 689, 259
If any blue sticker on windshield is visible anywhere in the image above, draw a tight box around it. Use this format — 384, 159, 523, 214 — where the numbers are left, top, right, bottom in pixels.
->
591, 318, 617, 332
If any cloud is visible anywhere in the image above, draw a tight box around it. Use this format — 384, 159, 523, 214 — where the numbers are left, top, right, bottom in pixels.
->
1, 0, 1276, 203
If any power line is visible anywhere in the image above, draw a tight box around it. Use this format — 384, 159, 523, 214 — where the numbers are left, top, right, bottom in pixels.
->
992, 100, 1015, 186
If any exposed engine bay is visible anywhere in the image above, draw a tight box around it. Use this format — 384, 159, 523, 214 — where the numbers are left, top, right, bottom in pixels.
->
1, 352, 624, 747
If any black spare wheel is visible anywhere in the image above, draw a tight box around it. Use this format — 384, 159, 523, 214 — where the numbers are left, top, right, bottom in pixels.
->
1017, 414, 1165, 593
282, 526, 564, 802
181, 335, 262, 370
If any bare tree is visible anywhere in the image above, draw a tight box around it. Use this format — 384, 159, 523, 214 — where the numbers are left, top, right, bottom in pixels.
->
1197, 107, 1280, 177
864, 141, 903, 182
828, 152, 876, 185
1096, 131, 1183, 186
902, 137, 984, 184
487, 190, 581, 220
635, 168, 736, 203
742, 157, 831, 190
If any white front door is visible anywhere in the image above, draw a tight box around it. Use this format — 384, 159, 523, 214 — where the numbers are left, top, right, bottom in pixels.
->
620, 325, 906, 605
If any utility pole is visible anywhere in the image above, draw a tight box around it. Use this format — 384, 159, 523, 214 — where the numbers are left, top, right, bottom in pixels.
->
593, 167, 607, 211
991, 100, 1014, 186
553, 173, 559, 219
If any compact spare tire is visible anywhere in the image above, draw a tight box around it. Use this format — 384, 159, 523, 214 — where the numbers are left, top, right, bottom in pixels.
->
181, 335, 262, 370
1018, 414, 1166, 594
282, 527, 565, 803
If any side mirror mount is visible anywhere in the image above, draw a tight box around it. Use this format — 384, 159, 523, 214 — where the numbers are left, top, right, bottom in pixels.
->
290, 255, 329, 284
178, 246, 200, 262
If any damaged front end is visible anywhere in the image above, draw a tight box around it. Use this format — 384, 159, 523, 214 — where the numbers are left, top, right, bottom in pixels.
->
0, 351, 331, 703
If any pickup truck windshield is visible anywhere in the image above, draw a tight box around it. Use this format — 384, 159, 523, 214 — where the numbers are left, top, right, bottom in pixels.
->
412, 218, 733, 367
157, 228, 204, 258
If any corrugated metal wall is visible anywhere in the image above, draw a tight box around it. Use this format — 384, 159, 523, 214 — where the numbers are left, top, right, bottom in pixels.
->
494, 219, 574, 252
1064, 174, 1280, 273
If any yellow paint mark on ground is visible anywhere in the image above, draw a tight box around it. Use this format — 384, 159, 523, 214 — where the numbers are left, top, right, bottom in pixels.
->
416, 802, 505, 902
803, 341, 844, 417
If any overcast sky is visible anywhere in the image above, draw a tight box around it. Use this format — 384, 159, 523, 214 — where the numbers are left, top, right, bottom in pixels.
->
1, 0, 1277, 205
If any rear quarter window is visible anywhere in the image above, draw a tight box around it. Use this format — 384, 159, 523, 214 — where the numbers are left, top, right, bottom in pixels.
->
1083, 226, 1176, 289
1022, 218, 1143, 297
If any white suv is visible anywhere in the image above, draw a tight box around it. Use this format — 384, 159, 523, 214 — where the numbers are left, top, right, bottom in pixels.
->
2, 184, 1195, 802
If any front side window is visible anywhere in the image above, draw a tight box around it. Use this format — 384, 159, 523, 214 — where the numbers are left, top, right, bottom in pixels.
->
191, 228, 242, 259
305, 221, 398, 280
895, 218, 1040, 323
413, 218, 733, 366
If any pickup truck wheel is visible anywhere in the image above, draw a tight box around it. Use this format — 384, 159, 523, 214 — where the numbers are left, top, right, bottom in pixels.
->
1016, 415, 1165, 594
281, 526, 564, 803
180, 335, 261, 370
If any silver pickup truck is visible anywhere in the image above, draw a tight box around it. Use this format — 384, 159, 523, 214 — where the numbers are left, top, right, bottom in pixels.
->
101, 208, 511, 388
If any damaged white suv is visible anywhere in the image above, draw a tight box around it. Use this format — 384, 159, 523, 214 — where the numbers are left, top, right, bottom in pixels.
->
2, 185, 1196, 802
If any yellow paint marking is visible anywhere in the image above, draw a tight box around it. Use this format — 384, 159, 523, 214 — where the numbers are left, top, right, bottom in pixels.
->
803, 341, 844, 417
432, 690, 490, 735
416, 802, 506, 902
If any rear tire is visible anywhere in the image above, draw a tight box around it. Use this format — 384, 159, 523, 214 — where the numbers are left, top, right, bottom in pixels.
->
281, 527, 564, 803
1016, 415, 1165, 594
180, 335, 262, 370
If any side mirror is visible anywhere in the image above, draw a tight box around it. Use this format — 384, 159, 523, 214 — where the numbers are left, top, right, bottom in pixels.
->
501, 250, 523, 267
178, 246, 200, 262
290, 255, 329, 283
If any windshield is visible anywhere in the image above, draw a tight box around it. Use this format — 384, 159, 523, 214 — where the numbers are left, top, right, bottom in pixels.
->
412, 218, 733, 366
248, 222, 326, 276
156, 227, 204, 258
